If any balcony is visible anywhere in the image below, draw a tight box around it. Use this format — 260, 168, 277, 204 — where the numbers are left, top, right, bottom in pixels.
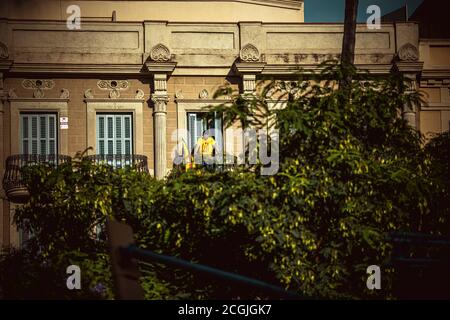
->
82, 154, 149, 173
2, 154, 72, 204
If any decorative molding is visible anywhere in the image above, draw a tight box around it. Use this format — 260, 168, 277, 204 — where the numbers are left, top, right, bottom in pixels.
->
145, 62, 177, 74
135, 89, 145, 99
150, 43, 171, 62
109, 89, 120, 99
10, 63, 143, 74
33, 89, 45, 98
60, 88, 70, 99
176, 99, 232, 104
199, 89, 209, 99
394, 61, 424, 74
175, 89, 184, 99
240, 43, 260, 62
420, 78, 450, 87
421, 69, 450, 82
234, 62, 266, 74
97, 80, 130, 91
83, 98, 144, 103
8, 88, 17, 99
84, 89, 94, 99
0, 42, 8, 59
22, 79, 55, 90
397, 43, 419, 62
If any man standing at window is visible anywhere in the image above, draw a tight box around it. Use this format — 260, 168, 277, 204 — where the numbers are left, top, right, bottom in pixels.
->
195, 130, 216, 169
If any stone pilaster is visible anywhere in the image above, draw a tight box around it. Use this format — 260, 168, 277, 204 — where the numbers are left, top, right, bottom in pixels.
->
235, 62, 265, 96
151, 86, 169, 180
394, 43, 424, 129
145, 47, 176, 179
0, 72, 6, 248
402, 73, 418, 128
242, 74, 257, 95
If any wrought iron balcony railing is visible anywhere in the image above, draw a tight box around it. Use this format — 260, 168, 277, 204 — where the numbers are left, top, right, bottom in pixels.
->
82, 154, 149, 173
2, 154, 72, 203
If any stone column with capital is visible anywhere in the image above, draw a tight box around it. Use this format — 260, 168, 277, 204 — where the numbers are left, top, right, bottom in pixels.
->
145, 43, 176, 179
151, 84, 169, 180
394, 43, 424, 129
0, 73, 4, 247
402, 73, 418, 128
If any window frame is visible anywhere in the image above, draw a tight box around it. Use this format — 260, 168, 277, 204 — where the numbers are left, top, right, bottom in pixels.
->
20, 112, 58, 156
96, 112, 134, 156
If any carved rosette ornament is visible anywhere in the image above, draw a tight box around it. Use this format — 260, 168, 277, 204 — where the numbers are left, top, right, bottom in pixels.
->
150, 44, 171, 62
239, 43, 260, 62
96, 80, 130, 99
397, 43, 419, 62
97, 80, 129, 91
22, 79, 55, 90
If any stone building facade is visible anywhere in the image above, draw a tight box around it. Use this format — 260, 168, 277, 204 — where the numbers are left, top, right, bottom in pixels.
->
0, 0, 449, 247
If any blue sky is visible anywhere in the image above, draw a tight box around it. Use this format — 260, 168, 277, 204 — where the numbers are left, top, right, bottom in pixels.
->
305, 0, 424, 22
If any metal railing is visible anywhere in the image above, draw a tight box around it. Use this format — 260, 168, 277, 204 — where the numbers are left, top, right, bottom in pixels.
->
83, 154, 148, 173
386, 232, 450, 299
106, 218, 301, 300
2, 154, 72, 203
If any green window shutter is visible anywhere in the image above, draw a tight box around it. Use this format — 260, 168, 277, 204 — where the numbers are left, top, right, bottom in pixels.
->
20, 113, 57, 155
96, 113, 133, 155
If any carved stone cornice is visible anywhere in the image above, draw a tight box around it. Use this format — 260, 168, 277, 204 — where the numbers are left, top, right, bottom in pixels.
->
393, 61, 424, 74
7, 96, 70, 103
83, 98, 145, 103
10, 63, 143, 74
0, 59, 13, 72
420, 69, 450, 82
234, 62, 266, 74
145, 62, 177, 74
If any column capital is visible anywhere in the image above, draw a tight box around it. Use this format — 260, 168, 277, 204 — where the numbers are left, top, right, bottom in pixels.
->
151, 94, 169, 114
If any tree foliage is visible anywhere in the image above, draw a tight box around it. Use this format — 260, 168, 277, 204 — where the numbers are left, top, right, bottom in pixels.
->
1, 64, 448, 299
